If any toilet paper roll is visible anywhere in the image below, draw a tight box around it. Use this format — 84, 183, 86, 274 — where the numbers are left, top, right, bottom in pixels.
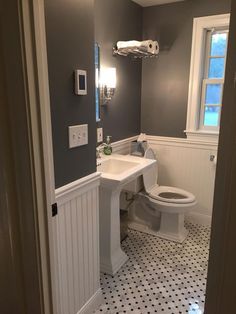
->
153, 41, 160, 54
116, 40, 159, 55
139, 40, 155, 53
117, 40, 140, 49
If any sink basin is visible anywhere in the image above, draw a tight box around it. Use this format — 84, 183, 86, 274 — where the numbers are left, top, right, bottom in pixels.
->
97, 159, 139, 175
97, 154, 156, 188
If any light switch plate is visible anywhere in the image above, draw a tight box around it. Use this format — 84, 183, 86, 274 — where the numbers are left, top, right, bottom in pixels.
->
69, 124, 88, 148
97, 128, 103, 143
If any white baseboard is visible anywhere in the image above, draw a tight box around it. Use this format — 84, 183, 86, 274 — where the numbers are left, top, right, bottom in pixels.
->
78, 289, 103, 314
186, 212, 212, 227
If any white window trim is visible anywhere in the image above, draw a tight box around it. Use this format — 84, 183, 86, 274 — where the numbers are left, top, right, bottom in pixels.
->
185, 14, 230, 143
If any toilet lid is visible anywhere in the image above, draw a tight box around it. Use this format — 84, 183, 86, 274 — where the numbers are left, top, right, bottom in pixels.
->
149, 185, 196, 204
143, 147, 158, 193
144, 147, 156, 160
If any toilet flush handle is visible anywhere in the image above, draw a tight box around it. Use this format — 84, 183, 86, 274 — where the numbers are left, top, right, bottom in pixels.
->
210, 155, 217, 165
210, 155, 215, 161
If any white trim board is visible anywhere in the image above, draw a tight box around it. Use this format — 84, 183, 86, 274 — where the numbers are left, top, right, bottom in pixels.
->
186, 212, 212, 227
109, 134, 218, 150
55, 172, 101, 205
146, 135, 218, 149
131, 0, 185, 7
20, 0, 56, 312
77, 289, 103, 314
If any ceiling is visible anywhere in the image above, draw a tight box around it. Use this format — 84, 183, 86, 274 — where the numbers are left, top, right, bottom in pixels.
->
132, 0, 185, 7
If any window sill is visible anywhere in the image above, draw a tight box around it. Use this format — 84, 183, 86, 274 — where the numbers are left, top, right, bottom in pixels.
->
184, 130, 219, 144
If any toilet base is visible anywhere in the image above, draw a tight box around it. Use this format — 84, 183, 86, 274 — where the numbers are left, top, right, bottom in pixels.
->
129, 212, 188, 243
159, 212, 188, 243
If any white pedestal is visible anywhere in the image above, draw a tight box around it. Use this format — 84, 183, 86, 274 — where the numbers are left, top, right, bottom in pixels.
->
99, 186, 129, 275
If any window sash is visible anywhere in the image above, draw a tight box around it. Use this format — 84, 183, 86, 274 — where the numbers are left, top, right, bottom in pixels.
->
199, 79, 224, 131
198, 28, 228, 131
204, 29, 228, 79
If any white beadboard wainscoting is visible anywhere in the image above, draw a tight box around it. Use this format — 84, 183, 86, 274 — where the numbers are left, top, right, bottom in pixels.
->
146, 136, 218, 226
53, 173, 102, 314
113, 135, 218, 226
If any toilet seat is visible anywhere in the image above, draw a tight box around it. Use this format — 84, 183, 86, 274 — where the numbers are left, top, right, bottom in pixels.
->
148, 185, 196, 204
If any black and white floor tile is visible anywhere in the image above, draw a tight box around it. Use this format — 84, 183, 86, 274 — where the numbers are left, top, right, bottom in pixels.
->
95, 222, 210, 314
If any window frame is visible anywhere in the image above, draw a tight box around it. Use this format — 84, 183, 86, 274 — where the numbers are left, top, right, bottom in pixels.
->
185, 14, 230, 142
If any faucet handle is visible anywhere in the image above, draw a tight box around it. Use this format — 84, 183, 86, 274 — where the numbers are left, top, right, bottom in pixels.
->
96, 143, 105, 158
96, 147, 101, 158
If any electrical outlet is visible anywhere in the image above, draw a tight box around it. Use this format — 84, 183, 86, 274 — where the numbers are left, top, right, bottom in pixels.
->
97, 127, 103, 143
68, 124, 88, 148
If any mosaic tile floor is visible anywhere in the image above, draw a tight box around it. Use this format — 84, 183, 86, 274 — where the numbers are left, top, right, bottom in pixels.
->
95, 222, 210, 314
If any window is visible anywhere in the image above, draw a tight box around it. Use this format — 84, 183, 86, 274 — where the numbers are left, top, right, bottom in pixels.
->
185, 14, 230, 142
200, 29, 228, 131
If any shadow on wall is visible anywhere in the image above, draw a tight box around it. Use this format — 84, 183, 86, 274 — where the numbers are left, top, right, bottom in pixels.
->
159, 25, 179, 51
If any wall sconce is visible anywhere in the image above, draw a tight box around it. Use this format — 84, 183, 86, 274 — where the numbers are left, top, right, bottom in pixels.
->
100, 67, 116, 105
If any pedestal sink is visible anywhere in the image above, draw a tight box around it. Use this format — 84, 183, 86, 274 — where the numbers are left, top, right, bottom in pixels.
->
97, 154, 156, 275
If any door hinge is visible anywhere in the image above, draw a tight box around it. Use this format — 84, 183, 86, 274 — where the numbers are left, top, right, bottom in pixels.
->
52, 203, 58, 217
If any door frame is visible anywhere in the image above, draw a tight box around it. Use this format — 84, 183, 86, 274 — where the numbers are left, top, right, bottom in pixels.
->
19, 0, 57, 311
205, 0, 236, 312
1, 0, 56, 312
8, 0, 236, 313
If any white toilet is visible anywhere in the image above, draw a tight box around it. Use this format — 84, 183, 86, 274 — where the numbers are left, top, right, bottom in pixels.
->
139, 147, 197, 243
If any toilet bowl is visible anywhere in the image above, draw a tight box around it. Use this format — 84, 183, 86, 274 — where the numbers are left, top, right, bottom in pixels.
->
139, 147, 197, 243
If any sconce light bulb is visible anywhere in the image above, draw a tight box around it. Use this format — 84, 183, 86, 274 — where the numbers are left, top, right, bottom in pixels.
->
100, 67, 117, 88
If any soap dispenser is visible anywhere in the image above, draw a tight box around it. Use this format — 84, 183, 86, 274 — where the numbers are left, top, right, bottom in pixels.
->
103, 136, 112, 155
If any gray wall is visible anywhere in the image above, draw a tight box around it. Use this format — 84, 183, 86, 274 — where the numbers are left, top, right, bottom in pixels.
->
95, 0, 142, 142
45, 0, 96, 188
45, 0, 231, 188
141, 0, 231, 138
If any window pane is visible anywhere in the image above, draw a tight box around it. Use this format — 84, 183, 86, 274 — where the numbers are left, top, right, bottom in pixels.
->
208, 58, 225, 78
210, 33, 227, 56
205, 84, 222, 105
204, 106, 220, 126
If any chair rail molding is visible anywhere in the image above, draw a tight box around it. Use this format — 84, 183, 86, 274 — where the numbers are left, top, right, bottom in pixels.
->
55, 172, 101, 205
